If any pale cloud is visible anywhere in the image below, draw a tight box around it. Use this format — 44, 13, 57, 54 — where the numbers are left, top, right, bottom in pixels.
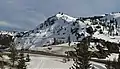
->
0, 21, 22, 29
0, 21, 9, 26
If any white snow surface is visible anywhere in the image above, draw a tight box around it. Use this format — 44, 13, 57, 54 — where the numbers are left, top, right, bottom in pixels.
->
15, 13, 89, 49
27, 54, 73, 69
15, 12, 120, 49
27, 54, 106, 69
0, 31, 16, 36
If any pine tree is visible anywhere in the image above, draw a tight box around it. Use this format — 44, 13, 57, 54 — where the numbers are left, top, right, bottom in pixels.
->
68, 35, 71, 46
17, 57, 26, 69
53, 38, 57, 45
115, 19, 118, 28
8, 43, 30, 69
9, 42, 18, 67
117, 53, 120, 69
26, 54, 30, 62
105, 60, 113, 69
99, 29, 103, 34
70, 37, 91, 69
17, 47, 27, 69
106, 55, 120, 69
0, 54, 4, 69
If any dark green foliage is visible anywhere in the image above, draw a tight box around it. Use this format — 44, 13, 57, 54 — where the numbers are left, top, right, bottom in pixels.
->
68, 35, 71, 46
0, 34, 13, 46
96, 25, 101, 29
8, 43, 30, 69
110, 20, 114, 23
116, 32, 118, 36
17, 47, 31, 69
86, 26, 93, 35
71, 28, 79, 34
115, 19, 118, 28
26, 54, 30, 62
17, 59, 26, 69
106, 57, 120, 69
99, 29, 103, 34
70, 37, 91, 69
17, 51, 27, 69
53, 38, 57, 45
0, 54, 4, 69
39, 23, 43, 29
9, 42, 18, 67
105, 60, 115, 69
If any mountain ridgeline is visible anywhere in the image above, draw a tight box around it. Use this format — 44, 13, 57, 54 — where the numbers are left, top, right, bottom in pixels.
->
14, 12, 120, 49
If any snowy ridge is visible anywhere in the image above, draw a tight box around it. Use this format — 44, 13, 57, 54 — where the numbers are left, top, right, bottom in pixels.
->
15, 13, 89, 49
0, 31, 16, 36
15, 12, 120, 49
103, 12, 120, 26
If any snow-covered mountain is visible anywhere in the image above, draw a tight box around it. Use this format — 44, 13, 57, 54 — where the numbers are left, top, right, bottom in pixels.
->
101, 12, 120, 26
0, 30, 16, 36
15, 13, 90, 48
15, 12, 120, 49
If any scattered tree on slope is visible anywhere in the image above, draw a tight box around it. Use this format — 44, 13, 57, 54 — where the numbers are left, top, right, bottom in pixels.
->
70, 37, 91, 69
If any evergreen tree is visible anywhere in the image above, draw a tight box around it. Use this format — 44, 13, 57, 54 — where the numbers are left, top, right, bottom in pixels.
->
117, 53, 120, 69
99, 29, 103, 34
17, 47, 27, 69
68, 35, 71, 46
106, 55, 120, 69
105, 60, 114, 69
53, 38, 57, 45
118, 53, 120, 62
70, 37, 91, 69
0, 54, 4, 69
9, 42, 18, 67
8, 43, 30, 69
116, 32, 118, 36
115, 19, 118, 28
26, 54, 30, 62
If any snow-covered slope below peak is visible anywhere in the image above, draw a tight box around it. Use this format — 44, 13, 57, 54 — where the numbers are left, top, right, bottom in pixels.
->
15, 12, 120, 49
102, 12, 120, 18
15, 13, 89, 49
112, 13, 120, 18
0, 30, 16, 36
102, 12, 120, 26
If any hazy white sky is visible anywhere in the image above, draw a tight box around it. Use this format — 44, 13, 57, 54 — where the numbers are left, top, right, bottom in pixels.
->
0, 0, 120, 31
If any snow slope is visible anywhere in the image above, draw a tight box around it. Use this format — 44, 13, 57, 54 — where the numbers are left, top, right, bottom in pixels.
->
15, 13, 89, 49
27, 54, 106, 69
27, 54, 73, 69
103, 12, 120, 26
0, 31, 16, 36
15, 12, 120, 49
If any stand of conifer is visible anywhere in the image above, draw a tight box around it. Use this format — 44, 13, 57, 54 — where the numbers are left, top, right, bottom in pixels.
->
70, 37, 91, 69
9, 42, 18, 67
9, 42, 30, 69
106, 53, 120, 69
68, 35, 71, 46
26, 54, 30, 62
17, 48, 26, 69
0, 56, 4, 69
105, 60, 114, 69
114, 53, 120, 69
